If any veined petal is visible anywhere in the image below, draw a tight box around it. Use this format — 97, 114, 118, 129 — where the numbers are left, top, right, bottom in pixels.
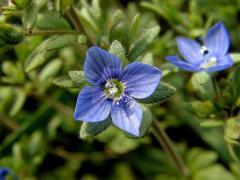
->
111, 96, 142, 136
74, 86, 111, 122
166, 56, 202, 72
121, 62, 162, 99
204, 22, 230, 57
176, 37, 203, 64
206, 54, 233, 72
84, 46, 122, 85
0, 168, 11, 178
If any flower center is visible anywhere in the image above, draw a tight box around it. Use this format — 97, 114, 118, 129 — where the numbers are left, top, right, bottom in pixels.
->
104, 79, 125, 100
199, 46, 209, 56
200, 57, 217, 69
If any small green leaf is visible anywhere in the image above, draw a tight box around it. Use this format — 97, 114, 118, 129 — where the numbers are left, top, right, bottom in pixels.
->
128, 25, 160, 61
191, 71, 215, 100
35, 11, 71, 30
68, 71, 90, 88
136, 82, 176, 104
9, 89, 26, 117
79, 117, 111, 139
25, 35, 77, 72
230, 53, 240, 63
109, 40, 127, 65
23, 0, 38, 29
110, 10, 125, 28
39, 58, 62, 83
200, 120, 224, 128
129, 13, 140, 45
190, 101, 215, 118
109, 22, 130, 50
53, 76, 75, 88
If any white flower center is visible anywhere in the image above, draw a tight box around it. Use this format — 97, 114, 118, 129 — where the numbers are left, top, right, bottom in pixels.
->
200, 57, 217, 69
104, 80, 125, 100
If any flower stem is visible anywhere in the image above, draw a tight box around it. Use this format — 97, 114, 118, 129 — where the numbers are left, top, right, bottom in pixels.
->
212, 74, 220, 98
152, 118, 190, 177
26, 30, 79, 36
66, 6, 83, 33
227, 143, 240, 163
0, 113, 19, 131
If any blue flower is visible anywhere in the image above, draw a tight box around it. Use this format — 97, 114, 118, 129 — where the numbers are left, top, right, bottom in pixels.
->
74, 46, 162, 136
0, 167, 11, 180
166, 22, 233, 72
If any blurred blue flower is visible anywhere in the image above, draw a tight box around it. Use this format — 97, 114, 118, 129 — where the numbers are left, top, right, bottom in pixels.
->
0, 167, 11, 180
166, 22, 233, 72
74, 46, 162, 136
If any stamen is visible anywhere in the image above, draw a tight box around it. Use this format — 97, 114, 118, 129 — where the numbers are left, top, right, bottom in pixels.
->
199, 46, 209, 56
200, 57, 217, 69
104, 79, 125, 100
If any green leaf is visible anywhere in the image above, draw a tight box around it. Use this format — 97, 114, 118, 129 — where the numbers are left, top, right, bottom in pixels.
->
23, 0, 38, 29
24, 35, 77, 72
110, 9, 125, 28
56, 0, 74, 13
128, 26, 160, 61
200, 120, 224, 128
129, 13, 140, 45
53, 76, 75, 88
9, 89, 26, 117
109, 40, 127, 66
35, 11, 71, 30
225, 118, 240, 144
136, 82, 176, 104
109, 22, 130, 50
68, 71, 90, 88
79, 117, 111, 139
190, 101, 215, 118
191, 71, 215, 100
230, 53, 240, 63
39, 58, 62, 83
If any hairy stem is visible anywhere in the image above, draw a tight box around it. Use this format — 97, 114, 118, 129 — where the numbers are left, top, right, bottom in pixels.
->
227, 143, 240, 163
67, 6, 83, 33
152, 118, 190, 177
26, 30, 79, 36
0, 113, 19, 131
29, 92, 73, 118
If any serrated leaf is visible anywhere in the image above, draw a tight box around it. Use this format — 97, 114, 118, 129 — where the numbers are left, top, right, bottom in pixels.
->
128, 26, 160, 61
200, 120, 224, 128
109, 40, 127, 66
191, 71, 215, 100
79, 117, 111, 139
136, 82, 176, 104
23, 0, 38, 29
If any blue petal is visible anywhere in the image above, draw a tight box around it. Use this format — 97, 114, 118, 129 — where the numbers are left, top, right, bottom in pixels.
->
204, 22, 230, 57
74, 86, 111, 122
166, 56, 202, 72
206, 54, 233, 72
84, 46, 122, 85
121, 62, 162, 99
177, 37, 203, 64
0, 168, 11, 178
111, 96, 142, 136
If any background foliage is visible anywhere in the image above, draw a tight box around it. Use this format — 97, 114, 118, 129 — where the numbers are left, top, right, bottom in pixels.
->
1, 0, 240, 179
